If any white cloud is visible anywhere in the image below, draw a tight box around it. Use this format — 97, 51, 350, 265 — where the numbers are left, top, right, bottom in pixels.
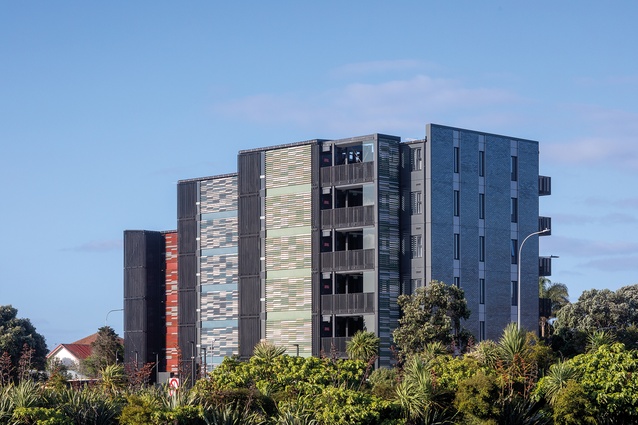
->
65, 239, 122, 252
214, 74, 520, 136
330, 60, 432, 78
543, 235, 638, 258
580, 256, 638, 272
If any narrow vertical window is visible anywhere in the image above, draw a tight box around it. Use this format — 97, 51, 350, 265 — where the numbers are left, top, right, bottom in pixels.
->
454, 233, 460, 260
511, 239, 518, 264
479, 278, 485, 304
412, 148, 422, 171
454, 277, 460, 288
453, 190, 460, 217
511, 197, 518, 223
411, 279, 422, 290
411, 235, 423, 258
479, 236, 485, 262
479, 193, 485, 219
511, 281, 518, 306
411, 191, 422, 214
479, 150, 485, 177
479, 321, 485, 341
454, 147, 460, 173
511, 156, 518, 181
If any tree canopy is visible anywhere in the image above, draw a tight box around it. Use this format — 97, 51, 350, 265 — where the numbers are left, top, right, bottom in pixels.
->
0, 305, 48, 375
392, 280, 470, 357
81, 326, 123, 378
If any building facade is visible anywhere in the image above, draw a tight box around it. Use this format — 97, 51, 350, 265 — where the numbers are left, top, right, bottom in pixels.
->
123, 124, 551, 375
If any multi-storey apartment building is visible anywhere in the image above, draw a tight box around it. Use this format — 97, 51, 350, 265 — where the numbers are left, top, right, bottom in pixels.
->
123, 124, 551, 376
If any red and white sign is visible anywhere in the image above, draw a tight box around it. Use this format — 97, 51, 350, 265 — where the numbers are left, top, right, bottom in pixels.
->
168, 377, 179, 396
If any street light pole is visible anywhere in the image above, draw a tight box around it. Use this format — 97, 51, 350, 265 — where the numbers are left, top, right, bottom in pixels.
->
517, 228, 550, 330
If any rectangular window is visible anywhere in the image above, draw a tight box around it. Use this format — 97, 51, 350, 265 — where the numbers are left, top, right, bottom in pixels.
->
411, 235, 423, 258
511, 239, 518, 264
479, 150, 485, 177
511, 281, 518, 306
511, 156, 518, 181
479, 193, 485, 219
453, 190, 460, 217
411, 191, 422, 215
411, 279, 422, 290
454, 277, 460, 288
479, 278, 485, 304
412, 148, 422, 171
479, 236, 485, 262
454, 233, 460, 260
511, 197, 518, 223
479, 321, 485, 341
454, 147, 460, 173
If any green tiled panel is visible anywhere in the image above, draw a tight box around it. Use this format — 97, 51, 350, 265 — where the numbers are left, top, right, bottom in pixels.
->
266, 277, 312, 312
265, 318, 312, 356
265, 145, 312, 188
266, 193, 311, 229
266, 234, 312, 270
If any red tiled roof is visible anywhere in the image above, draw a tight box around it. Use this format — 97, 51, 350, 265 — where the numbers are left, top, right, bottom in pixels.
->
46, 343, 92, 361
72, 333, 99, 345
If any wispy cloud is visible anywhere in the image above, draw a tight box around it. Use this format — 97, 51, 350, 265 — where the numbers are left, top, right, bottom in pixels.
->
330, 60, 433, 78
64, 239, 122, 252
543, 235, 638, 258
551, 212, 638, 225
579, 256, 638, 273
543, 104, 638, 169
214, 74, 520, 136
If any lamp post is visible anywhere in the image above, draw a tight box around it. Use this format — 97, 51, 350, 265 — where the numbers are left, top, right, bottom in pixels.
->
517, 228, 550, 330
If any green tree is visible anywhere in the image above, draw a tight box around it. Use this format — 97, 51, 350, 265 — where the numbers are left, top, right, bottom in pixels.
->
81, 326, 123, 378
0, 305, 48, 379
345, 331, 379, 363
538, 278, 570, 317
393, 281, 470, 357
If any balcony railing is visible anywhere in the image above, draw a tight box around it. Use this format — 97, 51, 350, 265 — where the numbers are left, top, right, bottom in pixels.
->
321, 292, 375, 315
539, 217, 552, 235
321, 162, 375, 186
539, 176, 552, 196
321, 249, 375, 272
321, 205, 375, 229
320, 337, 349, 357
539, 256, 552, 276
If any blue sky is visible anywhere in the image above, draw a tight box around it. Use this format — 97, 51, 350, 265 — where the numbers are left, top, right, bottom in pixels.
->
1, 2, 637, 348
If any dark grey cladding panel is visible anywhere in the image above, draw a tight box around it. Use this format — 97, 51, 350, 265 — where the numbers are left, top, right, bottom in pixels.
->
178, 218, 197, 254
177, 181, 198, 220
239, 277, 260, 316
124, 298, 146, 331
178, 289, 197, 324
178, 254, 197, 291
178, 326, 197, 357
239, 317, 260, 358
238, 236, 260, 276
239, 195, 260, 235
124, 268, 146, 298
238, 152, 262, 194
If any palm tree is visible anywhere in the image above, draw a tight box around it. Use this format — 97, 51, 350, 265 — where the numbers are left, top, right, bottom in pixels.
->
535, 360, 581, 406
539, 277, 570, 316
586, 329, 615, 352
252, 340, 286, 362
345, 331, 379, 362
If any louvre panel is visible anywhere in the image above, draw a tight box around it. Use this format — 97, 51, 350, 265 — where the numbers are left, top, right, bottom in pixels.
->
539, 216, 552, 234
124, 230, 145, 268
238, 152, 262, 194
321, 161, 375, 186
178, 290, 197, 323
266, 235, 312, 270
178, 254, 197, 290
238, 195, 260, 234
178, 218, 197, 254
266, 277, 312, 312
124, 268, 146, 298
320, 249, 375, 272
177, 181, 198, 219
321, 205, 375, 229
239, 278, 261, 316
239, 318, 261, 358
321, 293, 375, 314
265, 193, 311, 228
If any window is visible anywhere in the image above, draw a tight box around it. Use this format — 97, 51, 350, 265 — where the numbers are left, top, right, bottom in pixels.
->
454, 147, 460, 173
479, 278, 485, 304
511, 281, 518, 306
411, 235, 423, 258
511, 156, 518, 181
479, 321, 485, 341
511, 239, 518, 264
411, 279, 422, 289
412, 148, 422, 171
453, 190, 460, 217
454, 277, 460, 288
479, 150, 485, 177
511, 197, 518, 223
411, 191, 422, 215
454, 233, 460, 260
479, 236, 485, 262
479, 193, 485, 219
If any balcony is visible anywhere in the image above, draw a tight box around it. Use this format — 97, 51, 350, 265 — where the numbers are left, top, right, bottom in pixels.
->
538, 217, 552, 235
321, 249, 375, 272
322, 205, 375, 229
321, 292, 375, 315
320, 337, 349, 358
539, 256, 552, 276
321, 162, 375, 186
539, 176, 551, 196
